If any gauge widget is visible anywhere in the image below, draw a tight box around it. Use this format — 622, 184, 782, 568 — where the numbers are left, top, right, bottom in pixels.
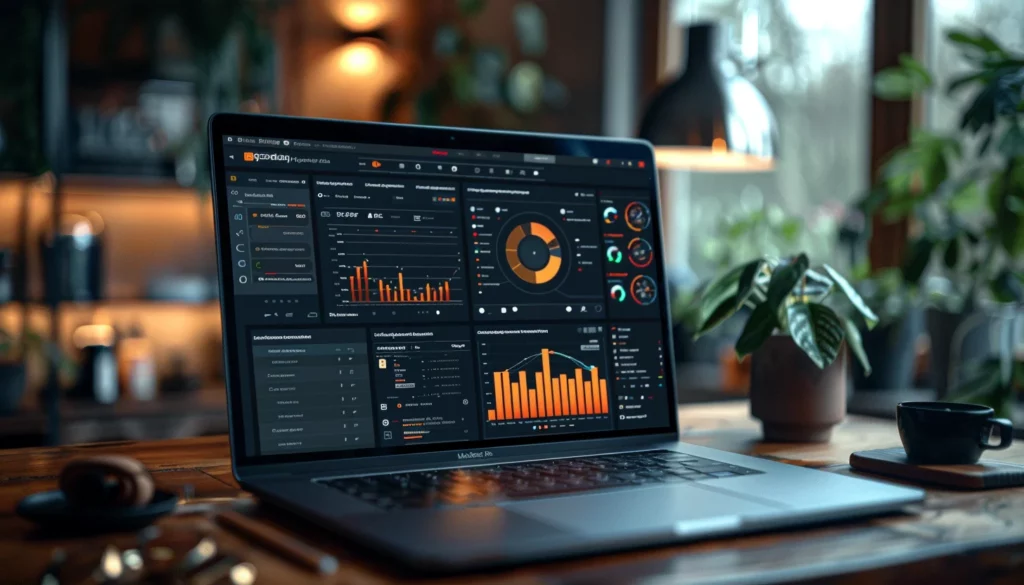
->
625, 201, 651, 232
609, 283, 627, 303
627, 237, 653, 268
606, 245, 623, 264
630, 275, 657, 305
602, 206, 619, 224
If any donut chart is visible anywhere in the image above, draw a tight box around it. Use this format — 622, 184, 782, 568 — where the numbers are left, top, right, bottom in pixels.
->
505, 221, 562, 285
630, 275, 657, 305
627, 237, 653, 268
625, 201, 651, 232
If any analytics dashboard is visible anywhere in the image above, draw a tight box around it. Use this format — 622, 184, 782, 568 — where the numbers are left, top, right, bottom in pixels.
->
219, 135, 670, 456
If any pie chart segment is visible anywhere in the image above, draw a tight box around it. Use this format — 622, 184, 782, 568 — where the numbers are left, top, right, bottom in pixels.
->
505, 221, 562, 285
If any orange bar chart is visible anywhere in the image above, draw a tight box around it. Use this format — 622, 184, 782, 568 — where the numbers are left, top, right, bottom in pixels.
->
490, 348, 610, 421
345, 261, 455, 303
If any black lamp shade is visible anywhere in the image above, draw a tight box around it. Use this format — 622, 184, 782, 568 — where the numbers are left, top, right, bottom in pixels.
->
639, 23, 777, 172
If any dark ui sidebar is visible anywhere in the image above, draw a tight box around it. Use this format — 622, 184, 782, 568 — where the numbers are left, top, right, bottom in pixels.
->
251, 329, 375, 453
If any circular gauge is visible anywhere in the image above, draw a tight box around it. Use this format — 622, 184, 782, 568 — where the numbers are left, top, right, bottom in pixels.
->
625, 201, 651, 232
606, 245, 623, 264
504, 220, 563, 285
630, 275, 657, 306
602, 206, 619, 224
609, 283, 627, 302
627, 238, 653, 268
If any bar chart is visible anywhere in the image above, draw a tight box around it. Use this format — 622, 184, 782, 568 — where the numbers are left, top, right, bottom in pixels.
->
346, 260, 455, 303
486, 349, 609, 421
478, 325, 613, 438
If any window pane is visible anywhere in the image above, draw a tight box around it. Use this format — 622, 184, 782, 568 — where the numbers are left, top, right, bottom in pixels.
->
925, 0, 1024, 131
666, 0, 872, 280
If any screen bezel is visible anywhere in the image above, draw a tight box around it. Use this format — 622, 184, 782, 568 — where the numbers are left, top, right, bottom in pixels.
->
209, 113, 680, 471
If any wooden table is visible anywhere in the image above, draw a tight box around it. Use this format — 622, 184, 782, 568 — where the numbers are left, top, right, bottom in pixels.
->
3, 403, 1024, 584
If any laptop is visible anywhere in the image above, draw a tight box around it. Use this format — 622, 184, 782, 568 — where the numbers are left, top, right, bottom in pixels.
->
208, 113, 924, 573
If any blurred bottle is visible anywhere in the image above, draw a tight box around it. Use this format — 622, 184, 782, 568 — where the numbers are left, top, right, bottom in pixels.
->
72, 311, 118, 404
118, 321, 157, 401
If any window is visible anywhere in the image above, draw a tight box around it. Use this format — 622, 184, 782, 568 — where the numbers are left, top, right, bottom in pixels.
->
663, 0, 872, 282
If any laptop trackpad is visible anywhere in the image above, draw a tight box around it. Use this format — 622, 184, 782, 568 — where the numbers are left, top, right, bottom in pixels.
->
510, 484, 782, 536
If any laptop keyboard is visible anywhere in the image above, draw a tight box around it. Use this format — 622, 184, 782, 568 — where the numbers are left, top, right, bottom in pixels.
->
320, 450, 762, 510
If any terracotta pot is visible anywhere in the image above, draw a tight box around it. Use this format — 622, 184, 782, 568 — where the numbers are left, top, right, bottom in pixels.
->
749, 335, 847, 442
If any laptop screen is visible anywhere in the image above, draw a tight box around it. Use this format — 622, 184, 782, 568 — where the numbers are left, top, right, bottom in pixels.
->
217, 128, 673, 459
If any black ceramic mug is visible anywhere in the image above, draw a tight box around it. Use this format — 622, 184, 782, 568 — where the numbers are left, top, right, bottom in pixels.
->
897, 401, 1013, 464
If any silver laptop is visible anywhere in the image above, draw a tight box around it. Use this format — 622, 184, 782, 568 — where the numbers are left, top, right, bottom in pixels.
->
208, 113, 923, 573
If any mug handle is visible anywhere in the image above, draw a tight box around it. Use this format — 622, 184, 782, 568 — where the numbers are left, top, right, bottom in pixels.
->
980, 418, 1014, 451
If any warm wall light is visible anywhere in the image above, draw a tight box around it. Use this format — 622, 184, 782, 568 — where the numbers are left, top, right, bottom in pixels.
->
337, 40, 384, 76
330, 0, 393, 32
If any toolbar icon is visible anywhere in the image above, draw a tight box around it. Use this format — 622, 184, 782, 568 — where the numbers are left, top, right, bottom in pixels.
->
371, 160, 382, 168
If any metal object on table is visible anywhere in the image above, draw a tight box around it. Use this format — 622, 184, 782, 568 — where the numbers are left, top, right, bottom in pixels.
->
37, 548, 66, 585
186, 555, 257, 585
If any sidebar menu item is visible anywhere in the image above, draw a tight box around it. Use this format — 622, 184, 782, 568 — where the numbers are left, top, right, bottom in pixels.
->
251, 329, 375, 453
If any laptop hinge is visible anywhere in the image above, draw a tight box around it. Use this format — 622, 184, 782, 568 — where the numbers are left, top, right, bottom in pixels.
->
238, 434, 677, 481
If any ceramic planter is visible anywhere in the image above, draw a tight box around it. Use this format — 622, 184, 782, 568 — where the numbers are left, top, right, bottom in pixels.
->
750, 335, 847, 442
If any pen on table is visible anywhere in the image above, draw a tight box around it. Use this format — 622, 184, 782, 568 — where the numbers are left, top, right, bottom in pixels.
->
215, 510, 339, 575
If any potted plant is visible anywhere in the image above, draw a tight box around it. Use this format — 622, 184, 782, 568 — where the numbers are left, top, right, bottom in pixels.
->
692, 253, 877, 442
673, 205, 806, 365
870, 29, 1024, 410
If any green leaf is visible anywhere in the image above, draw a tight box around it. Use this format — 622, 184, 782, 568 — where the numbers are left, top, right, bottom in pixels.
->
735, 260, 765, 306
947, 71, 987, 94
695, 259, 766, 336
695, 262, 745, 327
842, 317, 871, 376
823, 264, 879, 328
898, 53, 933, 88
807, 304, 846, 366
990, 269, 1024, 303
947, 29, 1006, 59
948, 181, 983, 214
695, 293, 743, 337
902, 238, 934, 285
943, 238, 960, 269
765, 254, 810, 309
734, 254, 810, 357
786, 303, 846, 369
735, 302, 779, 358
779, 218, 802, 243
873, 69, 915, 100
786, 303, 823, 367
999, 124, 1024, 157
